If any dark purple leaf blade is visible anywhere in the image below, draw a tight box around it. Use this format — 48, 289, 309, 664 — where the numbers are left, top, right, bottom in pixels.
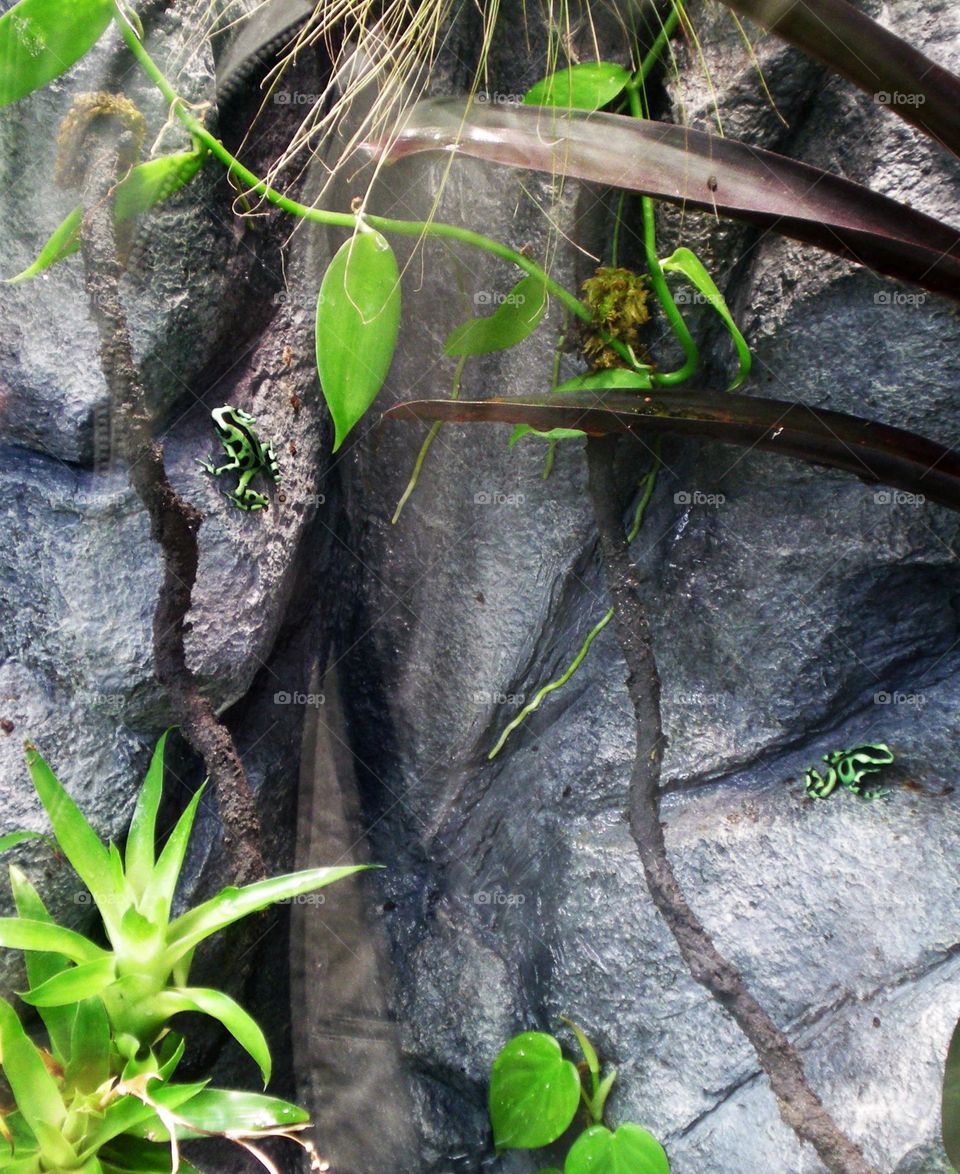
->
368, 101, 960, 302
714, 0, 960, 159
384, 391, 960, 512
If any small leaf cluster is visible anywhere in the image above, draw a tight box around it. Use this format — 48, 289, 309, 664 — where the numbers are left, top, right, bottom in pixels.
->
489, 1022, 669, 1174
0, 733, 364, 1171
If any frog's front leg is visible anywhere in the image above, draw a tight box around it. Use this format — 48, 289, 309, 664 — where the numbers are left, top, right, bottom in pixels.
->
199, 453, 244, 476
850, 779, 890, 801
805, 764, 838, 799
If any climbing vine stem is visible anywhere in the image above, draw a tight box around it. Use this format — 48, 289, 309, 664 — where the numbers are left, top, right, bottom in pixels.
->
112, 3, 643, 372
585, 434, 880, 1174
76, 88, 266, 890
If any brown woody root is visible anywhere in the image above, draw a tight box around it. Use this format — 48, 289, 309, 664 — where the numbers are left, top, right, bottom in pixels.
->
77, 116, 265, 888
585, 435, 879, 1174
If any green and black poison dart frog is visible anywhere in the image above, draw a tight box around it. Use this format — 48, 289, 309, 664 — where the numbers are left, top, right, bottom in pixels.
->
804, 743, 895, 801
197, 406, 280, 511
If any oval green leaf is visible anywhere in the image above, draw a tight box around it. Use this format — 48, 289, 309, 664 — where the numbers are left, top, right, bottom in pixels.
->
509, 425, 585, 446
5, 208, 82, 284
316, 229, 401, 451
7, 152, 206, 284
0, 0, 114, 107
659, 247, 751, 390
565, 1124, 670, 1174
445, 275, 547, 357
113, 150, 207, 222
489, 1031, 581, 1150
943, 1016, 960, 1168
524, 62, 632, 112
553, 369, 653, 394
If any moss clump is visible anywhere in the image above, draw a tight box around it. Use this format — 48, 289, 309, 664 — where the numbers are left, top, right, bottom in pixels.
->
580, 265, 651, 368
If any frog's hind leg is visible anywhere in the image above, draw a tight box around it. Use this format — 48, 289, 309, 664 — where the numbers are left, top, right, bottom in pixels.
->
805, 766, 837, 799
233, 467, 269, 511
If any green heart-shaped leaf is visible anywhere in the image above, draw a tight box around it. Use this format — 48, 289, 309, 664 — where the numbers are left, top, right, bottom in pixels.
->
0, 0, 114, 107
564, 1124, 670, 1174
316, 229, 401, 450
445, 275, 547, 357
524, 62, 632, 112
489, 1031, 581, 1150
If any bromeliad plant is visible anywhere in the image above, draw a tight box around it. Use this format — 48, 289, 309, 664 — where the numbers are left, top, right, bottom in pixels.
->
0, 732, 363, 1171
489, 1021, 669, 1174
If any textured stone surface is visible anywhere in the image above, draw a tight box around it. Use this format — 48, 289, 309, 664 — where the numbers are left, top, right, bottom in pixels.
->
1, 1, 958, 1172
0, 3, 332, 1154
297, 1, 960, 1171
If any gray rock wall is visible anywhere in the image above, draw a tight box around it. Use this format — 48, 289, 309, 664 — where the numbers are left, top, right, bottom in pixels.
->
298, 2, 960, 1172
0, 1, 957, 1172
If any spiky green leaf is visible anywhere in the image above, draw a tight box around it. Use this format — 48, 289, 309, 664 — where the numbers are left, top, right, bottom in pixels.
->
8, 866, 74, 1063
0, 916, 104, 964
142, 784, 206, 923
65, 996, 111, 1092
164, 865, 369, 966
0, 831, 49, 853
0, 997, 66, 1135
24, 744, 122, 932
147, 987, 272, 1086
21, 957, 115, 1006
174, 1087, 309, 1135
124, 732, 170, 894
